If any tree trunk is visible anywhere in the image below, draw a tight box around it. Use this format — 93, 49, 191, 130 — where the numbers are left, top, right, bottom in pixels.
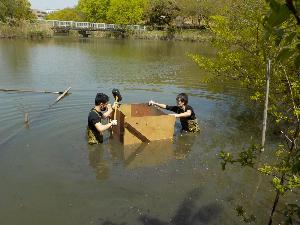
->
261, 59, 271, 152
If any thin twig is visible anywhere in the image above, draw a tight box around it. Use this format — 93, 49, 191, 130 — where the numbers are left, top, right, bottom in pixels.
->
280, 131, 293, 143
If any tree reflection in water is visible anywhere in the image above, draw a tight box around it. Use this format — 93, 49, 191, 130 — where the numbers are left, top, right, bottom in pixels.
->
100, 188, 222, 225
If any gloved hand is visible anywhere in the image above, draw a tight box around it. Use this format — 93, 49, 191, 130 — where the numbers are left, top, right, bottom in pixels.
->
148, 100, 155, 106
107, 104, 112, 111
112, 102, 119, 110
111, 120, 118, 126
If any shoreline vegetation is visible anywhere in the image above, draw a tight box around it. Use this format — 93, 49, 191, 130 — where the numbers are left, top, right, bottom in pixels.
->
0, 0, 215, 42
0, 21, 52, 39
0, 21, 212, 42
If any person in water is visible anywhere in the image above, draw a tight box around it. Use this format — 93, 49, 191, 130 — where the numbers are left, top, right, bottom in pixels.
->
149, 93, 200, 133
87, 93, 117, 144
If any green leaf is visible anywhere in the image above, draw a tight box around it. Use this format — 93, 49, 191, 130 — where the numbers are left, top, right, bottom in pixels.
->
263, 24, 273, 41
295, 54, 300, 68
274, 28, 284, 46
284, 32, 296, 46
267, 0, 290, 27
277, 48, 293, 62
269, 0, 280, 11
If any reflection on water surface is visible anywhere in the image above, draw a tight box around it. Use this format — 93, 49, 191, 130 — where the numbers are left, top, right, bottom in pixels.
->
0, 38, 283, 225
88, 134, 196, 180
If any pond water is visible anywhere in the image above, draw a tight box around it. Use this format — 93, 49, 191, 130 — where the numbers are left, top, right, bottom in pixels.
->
0, 38, 284, 225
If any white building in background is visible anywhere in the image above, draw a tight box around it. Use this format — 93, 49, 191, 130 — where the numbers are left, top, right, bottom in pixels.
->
46, 9, 60, 14
32, 9, 47, 20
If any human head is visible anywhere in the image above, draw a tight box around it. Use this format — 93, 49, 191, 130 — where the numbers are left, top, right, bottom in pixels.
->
95, 93, 109, 110
176, 93, 188, 107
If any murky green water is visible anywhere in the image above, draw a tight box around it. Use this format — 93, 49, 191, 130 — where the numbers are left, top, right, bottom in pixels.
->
0, 38, 286, 225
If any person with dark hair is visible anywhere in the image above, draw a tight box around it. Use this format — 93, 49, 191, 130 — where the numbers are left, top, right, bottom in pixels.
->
149, 93, 200, 133
87, 93, 117, 144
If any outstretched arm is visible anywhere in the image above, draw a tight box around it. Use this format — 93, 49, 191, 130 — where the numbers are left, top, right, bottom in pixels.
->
170, 110, 192, 118
149, 100, 167, 109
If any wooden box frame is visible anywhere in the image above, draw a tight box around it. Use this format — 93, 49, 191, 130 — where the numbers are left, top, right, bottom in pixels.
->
112, 103, 176, 145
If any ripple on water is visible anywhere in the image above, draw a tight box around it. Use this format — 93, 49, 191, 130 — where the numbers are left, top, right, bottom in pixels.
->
0, 39, 275, 225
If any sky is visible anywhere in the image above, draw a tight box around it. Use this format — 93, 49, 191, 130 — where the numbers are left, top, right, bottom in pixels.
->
29, 0, 78, 10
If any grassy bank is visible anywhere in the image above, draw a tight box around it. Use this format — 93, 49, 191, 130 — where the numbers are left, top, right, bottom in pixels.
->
130, 29, 212, 42
0, 21, 53, 39
90, 28, 212, 42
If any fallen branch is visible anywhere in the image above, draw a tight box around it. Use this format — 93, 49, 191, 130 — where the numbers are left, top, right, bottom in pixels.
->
49, 87, 72, 107
0, 88, 64, 94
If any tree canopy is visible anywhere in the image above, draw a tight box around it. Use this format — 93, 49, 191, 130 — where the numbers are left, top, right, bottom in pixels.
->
0, 0, 34, 23
77, 0, 110, 22
46, 8, 84, 21
41, 0, 226, 26
106, 0, 145, 24
144, 0, 179, 26
190, 0, 300, 223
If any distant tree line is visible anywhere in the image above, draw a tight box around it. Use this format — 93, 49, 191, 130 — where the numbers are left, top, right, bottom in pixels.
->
0, 0, 227, 28
46, 0, 227, 27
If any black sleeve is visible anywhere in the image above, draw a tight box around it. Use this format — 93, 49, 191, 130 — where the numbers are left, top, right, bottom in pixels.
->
185, 105, 196, 119
185, 105, 193, 112
89, 111, 101, 125
166, 105, 180, 113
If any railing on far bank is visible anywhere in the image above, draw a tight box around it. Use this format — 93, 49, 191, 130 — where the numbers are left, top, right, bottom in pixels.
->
37, 20, 147, 32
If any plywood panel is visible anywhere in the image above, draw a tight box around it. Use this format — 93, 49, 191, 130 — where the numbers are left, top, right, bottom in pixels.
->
124, 115, 175, 145
113, 103, 176, 145
131, 104, 165, 117
118, 104, 131, 117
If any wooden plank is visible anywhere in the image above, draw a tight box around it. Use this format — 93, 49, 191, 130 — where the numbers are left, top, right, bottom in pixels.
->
124, 114, 175, 145
112, 109, 125, 143
124, 122, 150, 143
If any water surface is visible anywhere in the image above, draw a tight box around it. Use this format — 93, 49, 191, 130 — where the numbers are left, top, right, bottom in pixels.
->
0, 38, 283, 225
